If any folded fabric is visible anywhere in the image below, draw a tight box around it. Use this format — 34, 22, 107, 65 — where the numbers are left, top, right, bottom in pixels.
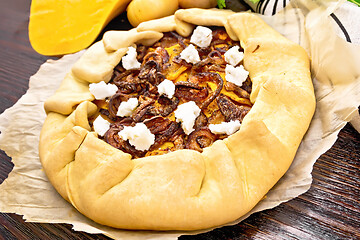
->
245, 0, 360, 44
244, 0, 360, 132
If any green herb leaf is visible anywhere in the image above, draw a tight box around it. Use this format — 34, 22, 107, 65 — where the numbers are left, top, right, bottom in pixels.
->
347, 0, 360, 6
217, 0, 226, 9
247, 0, 260, 4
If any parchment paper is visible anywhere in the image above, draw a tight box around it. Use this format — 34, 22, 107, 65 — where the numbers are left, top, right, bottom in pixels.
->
1, 0, 360, 239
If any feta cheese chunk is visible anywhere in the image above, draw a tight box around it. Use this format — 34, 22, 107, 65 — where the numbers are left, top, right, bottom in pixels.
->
89, 81, 118, 100
224, 46, 244, 66
118, 123, 155, 151
180, 44, 200, 64
174, 101, 201, 135
116, 98, 139, 117
122, 46, 141, 70
93, 115, 110, 137
225, 65, 249, 87
190, 26, 213, 48
157, 79, 175, 99
209, 120, 241, 135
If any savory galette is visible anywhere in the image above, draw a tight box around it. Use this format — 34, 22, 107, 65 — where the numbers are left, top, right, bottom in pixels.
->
40, 9, 315, 230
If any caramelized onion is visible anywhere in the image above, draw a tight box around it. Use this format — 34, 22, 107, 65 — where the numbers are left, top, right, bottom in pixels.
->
113, 69, 139, 84
241, 78, 252, 94
194, 72, 224, 109
185, 127, 217, 152
208, 50, 227, 66
112, 69, 148, 94
171, 31, 189, 49
216, 94, 251, 122
197, 47, 212, 58
108, 92, 131, 119
172, 55, 192, 67
104, 121, 146, 158
149, 96, 179, 117
190, 58, 211, 75
169, 128, 185, 150
155, 47, 170, 64
175, 81, 209, 103
144, 116, 173, 134
154, 33, 179, 48
136, 45, 148, 62
143, 47, 169, 66
190, 54, 225, 75
194, 111, 208, 129
208, 109, 226, 125
211, 29, 234, 47
139, 60, 160, 83
224, 82, 250, 99
144, 117, 180, 150
132, 97, 156, 122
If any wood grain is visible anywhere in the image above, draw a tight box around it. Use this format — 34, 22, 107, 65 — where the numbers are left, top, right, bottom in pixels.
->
0, 1, 359, 239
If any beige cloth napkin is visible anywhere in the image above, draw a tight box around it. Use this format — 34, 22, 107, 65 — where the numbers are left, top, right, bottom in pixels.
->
0, 0, 359, 239
247, 0, 360, 134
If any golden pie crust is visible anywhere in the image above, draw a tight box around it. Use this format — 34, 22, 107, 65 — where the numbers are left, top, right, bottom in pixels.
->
39, 9, 315, 230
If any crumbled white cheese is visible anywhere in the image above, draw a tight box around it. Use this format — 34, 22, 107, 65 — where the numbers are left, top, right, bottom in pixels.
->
209, 120, 241, 135
157, 79, 175, 99
89, 81, 118, 100
174, 101, 201, 135
116, 98, 139, 117
93, 115, 111, 137
122, 46, 141, 70
224, 46, 244, 66
118, 123, 155, 151
190, 26, 213, 48
225, 65, 249, 87
180, 44, 201, 64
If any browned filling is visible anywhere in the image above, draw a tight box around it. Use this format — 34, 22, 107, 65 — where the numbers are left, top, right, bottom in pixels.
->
91, 28, 252, 158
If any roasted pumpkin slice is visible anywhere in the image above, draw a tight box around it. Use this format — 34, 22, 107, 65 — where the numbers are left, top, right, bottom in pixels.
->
29, 0, 131, 55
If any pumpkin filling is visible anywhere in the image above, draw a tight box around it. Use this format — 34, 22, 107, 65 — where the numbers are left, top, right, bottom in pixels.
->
89, 28, 253, 158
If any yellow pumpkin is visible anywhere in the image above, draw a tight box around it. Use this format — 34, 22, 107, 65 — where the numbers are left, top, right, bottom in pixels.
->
29, 0, 132, 56
127, 0, 179, 27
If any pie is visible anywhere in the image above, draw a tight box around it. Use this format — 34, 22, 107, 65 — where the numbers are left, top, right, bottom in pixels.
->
39, 9, 316, 230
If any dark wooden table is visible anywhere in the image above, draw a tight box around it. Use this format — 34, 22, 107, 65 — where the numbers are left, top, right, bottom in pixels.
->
0, 1, 359, 239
